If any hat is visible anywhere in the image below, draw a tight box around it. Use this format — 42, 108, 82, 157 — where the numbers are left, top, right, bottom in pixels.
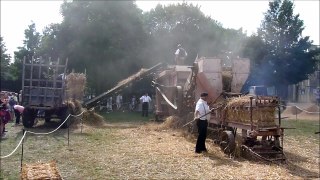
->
200, 92, 208, 97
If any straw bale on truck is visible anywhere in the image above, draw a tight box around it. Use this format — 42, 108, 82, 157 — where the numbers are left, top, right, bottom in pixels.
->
222, 95, 277, 127
66, 73, 86, 101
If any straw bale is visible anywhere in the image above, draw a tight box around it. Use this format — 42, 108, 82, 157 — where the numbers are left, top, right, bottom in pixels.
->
222, 96, 276, 127
21, 161, 62, 180
66, 73, 86, 101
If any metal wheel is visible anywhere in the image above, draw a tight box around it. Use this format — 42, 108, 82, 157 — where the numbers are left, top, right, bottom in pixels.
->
220, 130, 236, 154
44, 110, 52, 123
23, 108, 36, 128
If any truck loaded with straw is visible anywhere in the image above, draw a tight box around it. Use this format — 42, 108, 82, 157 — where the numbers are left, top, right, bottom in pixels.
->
21, 57, 86, 128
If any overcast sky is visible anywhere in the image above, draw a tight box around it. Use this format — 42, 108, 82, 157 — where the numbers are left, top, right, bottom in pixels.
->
1, 0, 319, 59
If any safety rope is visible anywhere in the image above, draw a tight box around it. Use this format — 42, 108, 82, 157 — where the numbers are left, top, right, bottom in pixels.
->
0, 110, 86, 159
285, 105, 320, 114
1, 131, 27, 159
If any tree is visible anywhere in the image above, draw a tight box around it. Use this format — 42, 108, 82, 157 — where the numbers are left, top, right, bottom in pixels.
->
57, 1, 148, 94
143, 3, 247, 65
255, 0, 317, 98
38, 23, 62, 60
0, 37, 12, 81
7, 22, 42, 91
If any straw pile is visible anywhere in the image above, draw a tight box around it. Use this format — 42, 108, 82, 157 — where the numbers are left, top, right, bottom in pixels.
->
82, 110, 106, 127
66, 73, 86, 101
282, 106, 302, 115
223, 96, 276, 127
21, 161, 62, 180
65, 99, 106, 127
297, 104, 320, 120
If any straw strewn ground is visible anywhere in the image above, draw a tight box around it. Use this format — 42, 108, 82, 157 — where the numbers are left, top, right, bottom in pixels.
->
1, 114, 319, 179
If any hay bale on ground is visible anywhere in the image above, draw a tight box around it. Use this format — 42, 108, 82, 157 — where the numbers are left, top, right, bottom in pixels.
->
82, 110, 106, 127
21, 161, 62, 180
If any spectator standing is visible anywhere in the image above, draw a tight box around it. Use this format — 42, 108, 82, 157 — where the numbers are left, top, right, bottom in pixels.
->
140, 93, 152, 117
8, 93, 17, 121
0, 95, 11, 138
107, 96, 113, 111
18, 90, 22, 105
315, 87, 320, 105
116, 94, 123, 110
130, 95, 136, 111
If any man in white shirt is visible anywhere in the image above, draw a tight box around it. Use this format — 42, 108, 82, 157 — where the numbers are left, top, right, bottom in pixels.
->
140, 93, 152, 117
174, 44, 187, 65
116, 94, 122, 110
194, 92, 210, 153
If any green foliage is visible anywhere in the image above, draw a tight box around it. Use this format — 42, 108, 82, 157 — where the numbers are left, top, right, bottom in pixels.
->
0, 37, 12, 81
256, 0, 315, 86
56, 1, 148, 94
3, 1, 319, 98
143, 3, 247, 65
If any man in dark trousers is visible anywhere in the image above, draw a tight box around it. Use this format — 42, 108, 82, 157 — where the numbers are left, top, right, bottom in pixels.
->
174, 44, 187, 65
194, 92, 210, 153
140, 93, 152, 117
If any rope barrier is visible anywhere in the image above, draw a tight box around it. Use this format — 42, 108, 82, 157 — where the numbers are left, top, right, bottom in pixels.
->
0, 109, 86, 159
282, 105, 320, 114
1, 131, 27, 159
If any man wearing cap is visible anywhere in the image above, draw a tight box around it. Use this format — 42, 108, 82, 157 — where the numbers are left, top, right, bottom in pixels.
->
174, 44, 187, 65
194, 92, 210, 153
140, 93, 152, 117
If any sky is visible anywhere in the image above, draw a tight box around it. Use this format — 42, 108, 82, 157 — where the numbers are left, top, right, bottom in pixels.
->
1, 0, 319, 59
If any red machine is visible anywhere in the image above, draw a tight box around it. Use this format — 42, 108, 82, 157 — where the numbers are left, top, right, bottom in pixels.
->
153, 57, 286, 162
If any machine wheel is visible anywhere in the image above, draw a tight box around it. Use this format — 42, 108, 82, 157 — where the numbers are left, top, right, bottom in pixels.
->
59, 107, 70, 129
23, 108, 36, 128
44, 110, 52, 123
219, 130, 236, 154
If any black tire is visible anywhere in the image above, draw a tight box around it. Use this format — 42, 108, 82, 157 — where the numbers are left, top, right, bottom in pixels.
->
59, 107, 70, 129
44, 110, 52, 123
23, 108, 36, 128
219, 130, 236, 154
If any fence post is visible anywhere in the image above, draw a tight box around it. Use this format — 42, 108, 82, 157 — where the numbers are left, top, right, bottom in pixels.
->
81, 114, 83, 134
68, 125, 70, 146
295, 105, 298, 121
20, 129, 25, 173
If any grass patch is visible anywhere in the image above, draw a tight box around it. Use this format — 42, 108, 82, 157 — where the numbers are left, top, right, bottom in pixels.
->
99, 111, 151, 123
281, 119, 319, 139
